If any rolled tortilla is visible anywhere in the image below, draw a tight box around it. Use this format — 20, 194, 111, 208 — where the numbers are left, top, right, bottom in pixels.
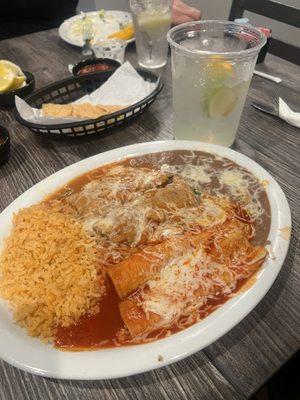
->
119, 299, 160, 338
108, 233, 203, 299
119, 246, 267, 338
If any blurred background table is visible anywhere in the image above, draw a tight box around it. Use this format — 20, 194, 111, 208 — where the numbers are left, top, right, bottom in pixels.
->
0, 29, 299, 400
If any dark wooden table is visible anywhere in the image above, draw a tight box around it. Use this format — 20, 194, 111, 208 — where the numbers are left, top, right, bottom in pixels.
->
0, 29, 299, 400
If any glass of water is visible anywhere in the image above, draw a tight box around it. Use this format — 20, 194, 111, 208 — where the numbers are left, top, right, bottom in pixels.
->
129, 0, 172, 69
167, 21, 266, 147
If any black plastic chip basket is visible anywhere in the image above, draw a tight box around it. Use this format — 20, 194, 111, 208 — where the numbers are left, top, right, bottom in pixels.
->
15, 69, 163, 139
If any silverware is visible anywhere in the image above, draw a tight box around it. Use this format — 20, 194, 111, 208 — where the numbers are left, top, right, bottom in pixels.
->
253, 70, 282, 84
81, 12, 95, 60
252, 101, 279, 118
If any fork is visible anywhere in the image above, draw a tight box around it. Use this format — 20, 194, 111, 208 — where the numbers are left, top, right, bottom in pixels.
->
252, 84, 281, 119
81, 12, 95, 60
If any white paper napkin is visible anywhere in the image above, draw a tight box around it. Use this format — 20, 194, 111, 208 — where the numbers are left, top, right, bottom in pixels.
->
15, 62, 158, 125
279, 98, 300, 128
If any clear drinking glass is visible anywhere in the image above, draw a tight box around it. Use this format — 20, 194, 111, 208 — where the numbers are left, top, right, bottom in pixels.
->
129, 0, 172, 69
167, 21, 267, 147
92, 39, 127, 64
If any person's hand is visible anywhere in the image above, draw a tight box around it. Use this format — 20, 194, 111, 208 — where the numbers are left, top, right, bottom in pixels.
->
172, 0, 202, 25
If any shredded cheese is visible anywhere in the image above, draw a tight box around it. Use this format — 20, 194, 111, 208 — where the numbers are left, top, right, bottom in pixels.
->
161, 160, 267, 223
142, 248, 207, 323
161, 164, 212, 184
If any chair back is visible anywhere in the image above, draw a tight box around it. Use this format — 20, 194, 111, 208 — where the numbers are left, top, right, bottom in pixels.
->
229, 0, 300, 65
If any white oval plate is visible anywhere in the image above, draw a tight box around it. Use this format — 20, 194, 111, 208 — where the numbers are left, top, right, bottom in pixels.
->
0, 141, 291, 380
59, 10, 134, 47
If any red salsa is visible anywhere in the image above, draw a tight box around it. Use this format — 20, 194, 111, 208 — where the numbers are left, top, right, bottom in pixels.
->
78, 63, 113, 75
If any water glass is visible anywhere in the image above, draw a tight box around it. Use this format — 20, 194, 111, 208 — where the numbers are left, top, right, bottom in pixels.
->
129, 0, 172, 69
167, 21, 266, 147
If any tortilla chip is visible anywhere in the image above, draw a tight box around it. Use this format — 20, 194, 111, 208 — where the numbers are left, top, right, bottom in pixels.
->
72, 103, 107, 119
42, 103, 73, 117
41, 102, 126, 120
102, 105, 125, 114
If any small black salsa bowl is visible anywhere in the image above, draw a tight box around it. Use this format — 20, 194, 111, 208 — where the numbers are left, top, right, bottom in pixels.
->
0, 126, 10, 166
0, 71, 35, 107
72, 58, 121, 76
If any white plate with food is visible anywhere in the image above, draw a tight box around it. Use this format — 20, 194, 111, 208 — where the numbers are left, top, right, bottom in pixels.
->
59, 10, 134, 47
0, 140, 291, 380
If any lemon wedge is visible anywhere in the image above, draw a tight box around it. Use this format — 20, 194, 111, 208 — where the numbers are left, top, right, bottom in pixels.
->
206, 56, 233, 79
108, 24, 134, 40
10, 74, 26, 90
0, 64, 15, 93
0, 60, 24, 76
208, 85, 239, 118
0, 60, 26, 92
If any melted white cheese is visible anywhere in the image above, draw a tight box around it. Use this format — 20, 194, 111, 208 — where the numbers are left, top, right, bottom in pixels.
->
142, 249, 208, 322
161, 163, 266, 222
161, 164, 211, 184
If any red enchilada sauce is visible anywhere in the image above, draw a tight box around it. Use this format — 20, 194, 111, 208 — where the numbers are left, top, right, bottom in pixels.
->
56, 280, 122, 349
55, 276, 253, 350
53, 150, 271, 350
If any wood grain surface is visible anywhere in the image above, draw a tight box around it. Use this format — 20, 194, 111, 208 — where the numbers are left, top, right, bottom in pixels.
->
0, 29, 299, 400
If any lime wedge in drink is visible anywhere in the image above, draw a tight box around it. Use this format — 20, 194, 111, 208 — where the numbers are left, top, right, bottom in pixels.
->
202, 58, 238, 117
208, 85, 240, 118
